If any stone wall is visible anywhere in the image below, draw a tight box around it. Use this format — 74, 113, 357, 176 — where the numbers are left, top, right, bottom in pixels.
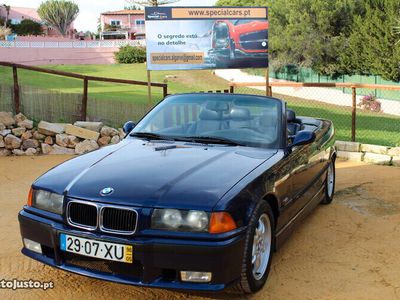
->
335, 141, 400, 167
0, 112, 124, 157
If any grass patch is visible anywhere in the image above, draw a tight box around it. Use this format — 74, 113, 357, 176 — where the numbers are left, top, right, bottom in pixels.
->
0, 64, 399, 146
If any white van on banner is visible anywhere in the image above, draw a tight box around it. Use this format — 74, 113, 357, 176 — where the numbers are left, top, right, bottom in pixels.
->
145, 6, 268, 71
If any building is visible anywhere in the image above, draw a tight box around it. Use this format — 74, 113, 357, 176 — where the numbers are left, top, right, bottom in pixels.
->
0, 6, 75, 38
100, 10, 145, 40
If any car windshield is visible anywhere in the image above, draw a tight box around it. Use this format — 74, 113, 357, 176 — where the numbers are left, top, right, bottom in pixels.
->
131, 94, 282, 148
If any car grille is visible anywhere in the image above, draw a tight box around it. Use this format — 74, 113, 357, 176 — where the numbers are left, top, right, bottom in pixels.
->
239, 30, 268, 50
67, 201, 137, 235
101, 207, 137, 233
68, 202, 97, 229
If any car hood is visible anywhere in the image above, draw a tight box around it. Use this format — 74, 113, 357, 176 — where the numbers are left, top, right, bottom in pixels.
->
34, 139, 277, 210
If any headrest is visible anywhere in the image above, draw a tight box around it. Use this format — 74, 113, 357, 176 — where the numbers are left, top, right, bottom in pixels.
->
199, 109, 220, 120
260, 110, 277, 127
287, 109, 296, 122
230, 107, 251, 120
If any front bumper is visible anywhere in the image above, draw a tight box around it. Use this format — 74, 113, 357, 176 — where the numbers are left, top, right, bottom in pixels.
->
18, 210, 246, 291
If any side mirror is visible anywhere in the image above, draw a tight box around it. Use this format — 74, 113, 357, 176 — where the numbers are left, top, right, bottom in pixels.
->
123, 121, 136, 134
291, 131, 316, 148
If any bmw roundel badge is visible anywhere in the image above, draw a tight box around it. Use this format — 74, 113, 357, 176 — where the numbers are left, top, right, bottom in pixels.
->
100, 187, 114, 196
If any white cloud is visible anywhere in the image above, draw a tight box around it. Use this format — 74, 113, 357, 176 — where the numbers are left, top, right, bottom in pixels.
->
4, 0, 217, 32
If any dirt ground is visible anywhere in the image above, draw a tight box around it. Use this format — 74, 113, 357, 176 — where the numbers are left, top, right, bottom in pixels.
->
0, 156, 399, 300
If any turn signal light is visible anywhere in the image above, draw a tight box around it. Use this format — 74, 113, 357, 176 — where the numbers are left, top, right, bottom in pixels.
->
27, 187, 33, 206
209, 212, 237, 234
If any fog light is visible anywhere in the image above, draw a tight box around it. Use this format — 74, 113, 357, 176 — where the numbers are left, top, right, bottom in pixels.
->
23, 238, 42, 254
180, 271, 212, 283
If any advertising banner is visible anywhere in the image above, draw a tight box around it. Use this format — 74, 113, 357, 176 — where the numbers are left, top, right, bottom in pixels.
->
145, 6, 268, 71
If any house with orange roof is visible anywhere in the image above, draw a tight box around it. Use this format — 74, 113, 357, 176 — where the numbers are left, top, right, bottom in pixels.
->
100, 9, 145, 40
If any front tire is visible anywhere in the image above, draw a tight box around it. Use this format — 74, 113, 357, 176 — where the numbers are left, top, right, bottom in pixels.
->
236, 201, 275, 294
321, 159, 335, 205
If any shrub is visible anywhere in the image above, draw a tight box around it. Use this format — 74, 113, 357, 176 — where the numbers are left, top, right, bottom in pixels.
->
11, 19, 43, 36
115, 45, 146, 64
0, 26, 11, 39
358, 94, 382, 113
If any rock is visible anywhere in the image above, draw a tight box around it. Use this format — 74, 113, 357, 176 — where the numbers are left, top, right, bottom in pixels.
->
41, 143, 53, 154
49, 145, 75, 155
5, 135, 22, 149
75, 140, 99, 155
335, 141, 360, 152
0, 129, 11, 137
18, 119, 33, 129
12, 149, 25, 156
360, 144, 388, 155
44, 136, 54, 145
67, 135, 80, 148
55, 134, 69, 147
14, 113, 27, 123
74, 121, 104, 133
388, 147, 400, 157
363, 153, 392, 165
65, 124, 99, 141
337, 151, 364, 162
392, 156, 400, 167
38, 121, 65, 136
11, 127, 26, 137
25, 148, 37, 156
0, 149, 11, 156
22, 139, 39, 150
0, 136, 4, 148
21, 131, 33, 141
33, 131, 46, 140
118, 128, 125, 139
0, 112, 15, 127
100, 126, 119, 137
0, 122, 5, 131
110, 135, 121, 145
98, 136, 111, 146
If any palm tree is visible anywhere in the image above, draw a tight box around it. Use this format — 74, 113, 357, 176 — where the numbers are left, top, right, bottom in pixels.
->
38, 0, 79, 37
1, 4, 10, 27
125, 0, 179, 7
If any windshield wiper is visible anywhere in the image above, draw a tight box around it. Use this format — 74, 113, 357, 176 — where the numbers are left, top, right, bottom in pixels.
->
130, 132, 175, 141
184, 136, 245, 146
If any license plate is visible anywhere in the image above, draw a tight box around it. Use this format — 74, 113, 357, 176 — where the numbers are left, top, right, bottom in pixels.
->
60, 234, 133, 264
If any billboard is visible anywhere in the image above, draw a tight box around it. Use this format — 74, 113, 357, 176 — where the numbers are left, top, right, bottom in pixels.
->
145, 7, 268, 71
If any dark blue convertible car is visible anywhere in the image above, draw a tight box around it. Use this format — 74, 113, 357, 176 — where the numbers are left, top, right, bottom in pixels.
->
19, 93, 336, 294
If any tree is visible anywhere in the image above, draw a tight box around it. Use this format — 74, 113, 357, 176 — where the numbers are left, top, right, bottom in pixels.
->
11, 19, 43, 36
340, 0, 400, 81
216, 0, 266, 5
125, 0, 179, 7
38, 0, 79, 37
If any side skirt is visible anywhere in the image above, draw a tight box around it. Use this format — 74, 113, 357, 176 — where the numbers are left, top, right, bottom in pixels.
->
275, 183, 325, 250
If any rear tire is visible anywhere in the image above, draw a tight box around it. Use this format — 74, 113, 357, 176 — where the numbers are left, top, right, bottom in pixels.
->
236, 201, 275, 294
321, 159, 335, 205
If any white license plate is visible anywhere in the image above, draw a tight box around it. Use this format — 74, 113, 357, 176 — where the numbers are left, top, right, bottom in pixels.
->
60, 234, 133, 264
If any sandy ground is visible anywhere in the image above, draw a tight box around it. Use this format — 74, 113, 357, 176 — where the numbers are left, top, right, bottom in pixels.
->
0, 156, 400, 300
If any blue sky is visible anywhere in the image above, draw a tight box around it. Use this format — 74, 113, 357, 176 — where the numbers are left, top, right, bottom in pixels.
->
5, 0, 217, 31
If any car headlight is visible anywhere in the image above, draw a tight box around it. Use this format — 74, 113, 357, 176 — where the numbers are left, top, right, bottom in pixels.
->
152, 209, 209, 232
30, 189, 64, 215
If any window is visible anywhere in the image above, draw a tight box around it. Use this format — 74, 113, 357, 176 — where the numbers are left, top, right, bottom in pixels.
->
110, 20, 121, 26
135, 20, 145, 25
11, 19, 21, 25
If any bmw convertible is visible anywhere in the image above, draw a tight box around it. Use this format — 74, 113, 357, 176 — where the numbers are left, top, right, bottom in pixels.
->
18, 93, 336, 294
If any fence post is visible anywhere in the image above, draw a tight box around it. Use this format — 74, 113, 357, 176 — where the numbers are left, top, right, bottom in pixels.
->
163, 85, 168, 98
351, 86, 357, 142
81, 78, 88, 121
12, 65, 20, 114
